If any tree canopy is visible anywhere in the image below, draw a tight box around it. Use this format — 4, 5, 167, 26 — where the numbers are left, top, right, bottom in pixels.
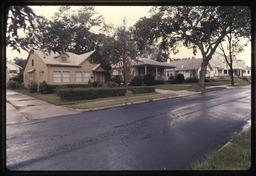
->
134, 6, 251, 90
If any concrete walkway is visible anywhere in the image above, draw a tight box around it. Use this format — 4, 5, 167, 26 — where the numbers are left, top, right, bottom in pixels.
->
6, 90, 79, 124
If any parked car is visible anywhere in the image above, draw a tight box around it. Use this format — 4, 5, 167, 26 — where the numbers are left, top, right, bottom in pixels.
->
111, 75, 123, 86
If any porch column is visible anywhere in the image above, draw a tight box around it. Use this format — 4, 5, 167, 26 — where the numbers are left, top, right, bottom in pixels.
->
145, 65, 147, 75
155, 66, 158, 80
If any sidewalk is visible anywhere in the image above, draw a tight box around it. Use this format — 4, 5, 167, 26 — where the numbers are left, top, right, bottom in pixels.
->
6, 90, 79, 124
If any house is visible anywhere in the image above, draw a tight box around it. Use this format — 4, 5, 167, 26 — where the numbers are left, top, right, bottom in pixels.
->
23, 49, 106, 89
243, 66, 251, 76
210, 52, 247, 77
112, 58, 176, 80
6, 60, 22, 78
165, 58, 214, 80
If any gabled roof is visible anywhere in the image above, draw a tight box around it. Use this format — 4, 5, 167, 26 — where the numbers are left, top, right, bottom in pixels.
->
33, 50, 95, 67
166, 59, 203, 71
6, 60, 22, 69
132, 58, 176, 68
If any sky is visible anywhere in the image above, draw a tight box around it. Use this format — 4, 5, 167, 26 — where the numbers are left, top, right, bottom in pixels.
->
6, 6, 251, 66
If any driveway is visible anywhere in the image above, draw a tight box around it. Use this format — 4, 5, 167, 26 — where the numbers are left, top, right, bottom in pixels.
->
6, 90, 79, 123
6, 86, 251, 170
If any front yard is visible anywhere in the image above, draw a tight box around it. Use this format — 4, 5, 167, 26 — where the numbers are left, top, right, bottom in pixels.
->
11, 77, 250, 110
193, 129, 251, 170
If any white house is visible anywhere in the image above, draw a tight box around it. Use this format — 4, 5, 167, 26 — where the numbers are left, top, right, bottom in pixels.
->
165, 58, 214, 80
210, 52, 247, 78
6, 60, 22, 78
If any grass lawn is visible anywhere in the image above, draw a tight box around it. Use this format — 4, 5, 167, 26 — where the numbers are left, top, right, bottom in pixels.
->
193, 129, 251, 170
154, 77, 250, 91
13, 89, 165, 106
70, 93, 178, 109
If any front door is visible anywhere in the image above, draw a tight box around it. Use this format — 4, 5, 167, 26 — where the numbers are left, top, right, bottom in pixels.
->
96, 72, 101, 82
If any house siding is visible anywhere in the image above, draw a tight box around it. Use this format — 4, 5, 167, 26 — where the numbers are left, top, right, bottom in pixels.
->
24, 50, 105, 89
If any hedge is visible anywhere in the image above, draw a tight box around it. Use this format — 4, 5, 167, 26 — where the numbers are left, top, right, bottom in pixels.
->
58, 87, 126, 101
129, 86, 155, 94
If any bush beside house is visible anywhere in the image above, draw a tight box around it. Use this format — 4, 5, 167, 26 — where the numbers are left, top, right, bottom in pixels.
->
143, 74, 155, 86
130, 75, 143, 86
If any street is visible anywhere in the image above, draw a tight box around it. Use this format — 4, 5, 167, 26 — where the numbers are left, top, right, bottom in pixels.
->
6, 86, 251, 170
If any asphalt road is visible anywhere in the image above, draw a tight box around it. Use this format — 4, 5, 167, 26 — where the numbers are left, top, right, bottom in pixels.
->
6, 86, 251, 171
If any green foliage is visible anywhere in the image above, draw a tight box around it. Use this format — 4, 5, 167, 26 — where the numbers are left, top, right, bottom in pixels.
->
29, 82, 38, 93
7, 80, 20, 89
176, 74, 185, 84
129, 86, 155, 94
10, 71, 23, 83
106, 81, 118, 88
185, 77, 199, 83
58, 87, 126, 101
92, 81, 98, 87
130, 75, 143, 86
143, 74, 155, 86
88, 80, 92, 88
39, 81, 54, 94
6, 6, 41, 53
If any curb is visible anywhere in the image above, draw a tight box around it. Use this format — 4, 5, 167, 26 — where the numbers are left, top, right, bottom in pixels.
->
70, 95, 184, 112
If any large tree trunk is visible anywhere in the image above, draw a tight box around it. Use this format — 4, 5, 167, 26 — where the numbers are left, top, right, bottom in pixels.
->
230, 66, 234, 86
198, 60, 209, 92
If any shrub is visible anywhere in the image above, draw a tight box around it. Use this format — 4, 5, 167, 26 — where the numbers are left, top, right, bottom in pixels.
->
7, 80, 20, 89
88, 80, 92, 88
58, 87, 126, 101
176, 74, 185, 84
39, 81, 54, 94
143, 74, 155, 86
10, 72, 23, 83
185, 77, 199, 83
130, 75, 143, 86
106, 81, 118, 88
129, 86, 155, 94
154, 80, 165, 85
92, 81, 98, 87
29, 82, 38, 93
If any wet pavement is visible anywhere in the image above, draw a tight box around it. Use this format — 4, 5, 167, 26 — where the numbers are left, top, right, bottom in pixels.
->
6, 86, 251, 170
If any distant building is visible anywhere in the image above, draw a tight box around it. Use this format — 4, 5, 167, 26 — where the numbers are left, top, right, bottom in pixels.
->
166, 52, 249, 80
112, 57, 176, 80
6, 60, 22, 78
165, 58, 214, 80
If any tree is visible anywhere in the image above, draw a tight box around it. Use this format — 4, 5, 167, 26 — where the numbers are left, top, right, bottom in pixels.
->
218, 7, 251, 86
6, 6, 42, 53
102, 20, 138, 99
134, 6, 250, 91
13, 57, 26, 68
38, 6, 108, 54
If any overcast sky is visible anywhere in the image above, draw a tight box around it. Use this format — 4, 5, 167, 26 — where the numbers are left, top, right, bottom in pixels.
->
6, 6, 251, 66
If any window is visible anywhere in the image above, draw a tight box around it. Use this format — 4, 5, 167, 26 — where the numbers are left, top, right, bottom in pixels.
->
53, 71, 70, 83
62, 71, 70, 82
61, 56, 67, 62
9, 70, 17, 73
83, 71, 90, 82
39, 71, 44, 83
75, 71, 90, 82
224, 70, 227, 74
28, 73, 33, 82
53, 71, 62, 82
32, 59, 34, 66
75, 71, 83, 82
